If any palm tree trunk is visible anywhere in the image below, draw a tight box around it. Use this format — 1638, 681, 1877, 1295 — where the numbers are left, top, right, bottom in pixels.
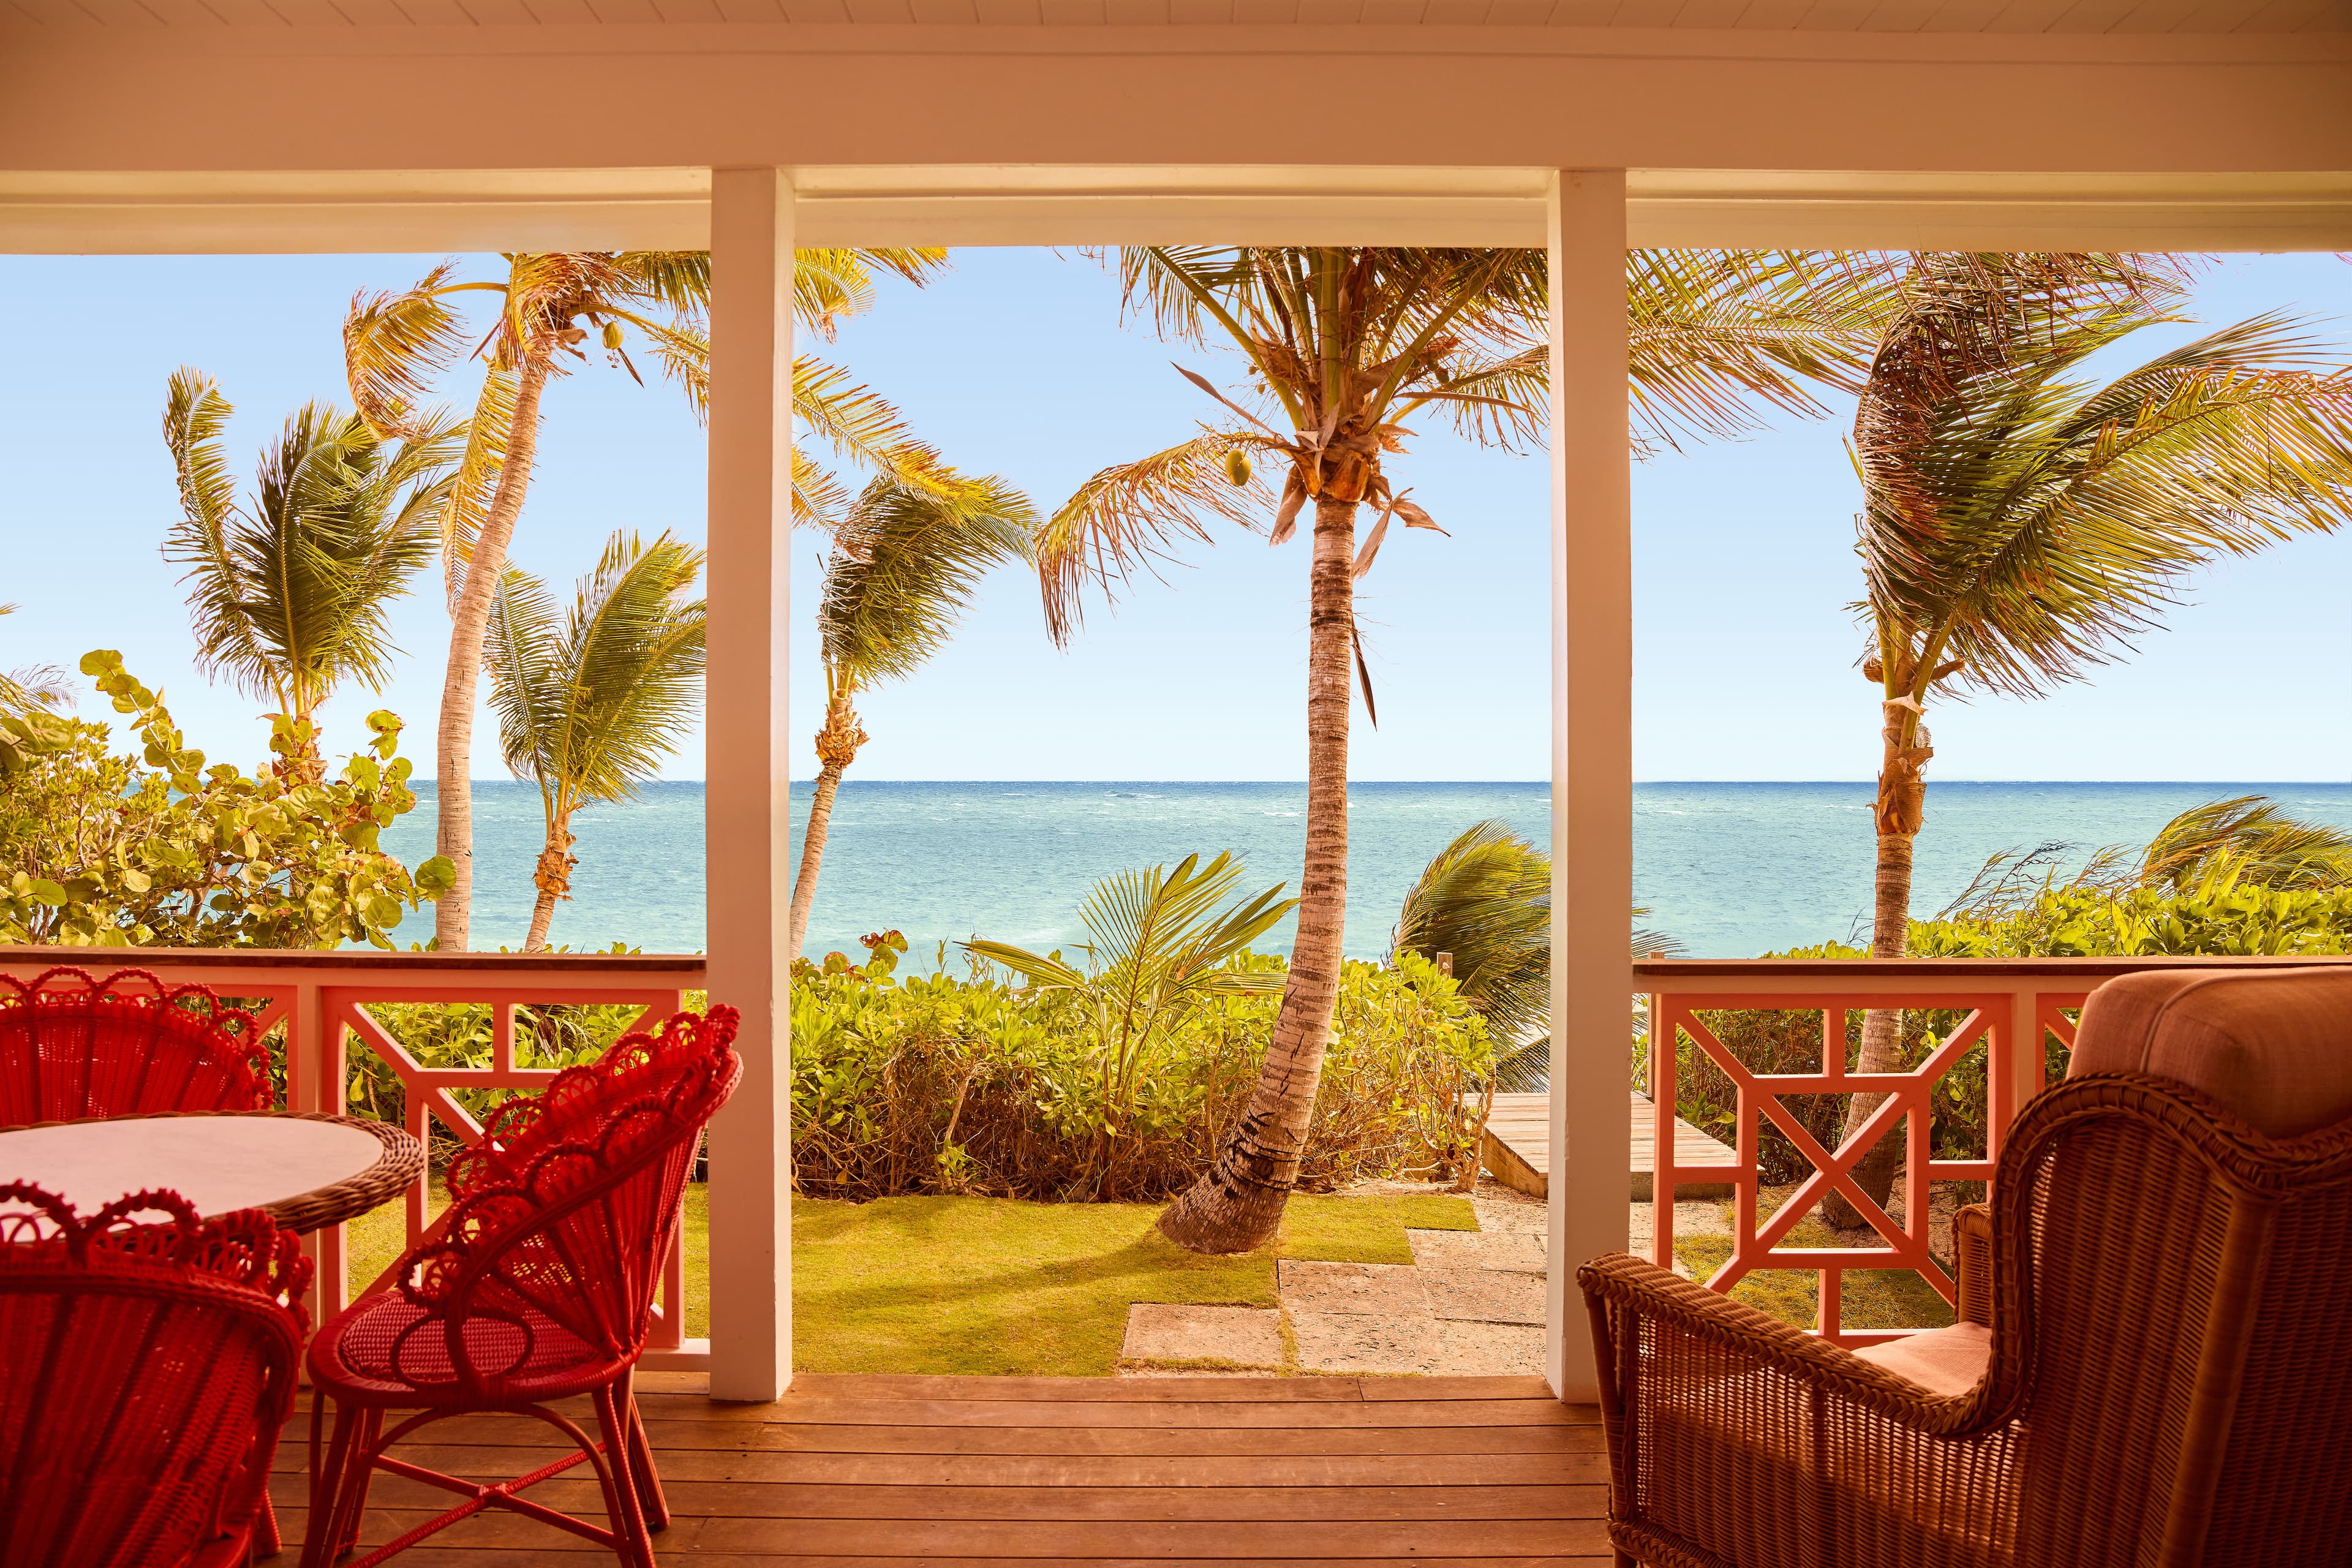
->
1822, 704, 1931, 1230
433, 349, 552, 951
525, 810, 575, 953
786, 689, 868, 962
1158, 492, 1355, 1254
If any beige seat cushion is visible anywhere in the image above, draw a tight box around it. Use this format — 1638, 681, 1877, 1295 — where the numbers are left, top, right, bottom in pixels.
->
2068, 967, 2352, 1139
1850, 1321, 1992, 1398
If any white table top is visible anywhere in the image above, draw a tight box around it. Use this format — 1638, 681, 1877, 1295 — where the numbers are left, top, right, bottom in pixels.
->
0, 1114, 392, 1220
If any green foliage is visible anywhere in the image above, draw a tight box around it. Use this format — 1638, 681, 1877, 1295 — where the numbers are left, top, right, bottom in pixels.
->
0, 652, 451, 948
792, 935, 1491, 1203
162, 369, 458, 745
1390, 818, 1550, 1050
1654, 885, 2352, 1187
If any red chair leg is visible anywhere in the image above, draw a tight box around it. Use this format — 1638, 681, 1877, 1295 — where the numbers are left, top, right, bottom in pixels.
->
620, 1376, 669, 1530
334, 1408, 384, 1558
300, 1403, 361, 1568
256, 1491, 283, 1557
593, 1383, 658, 1568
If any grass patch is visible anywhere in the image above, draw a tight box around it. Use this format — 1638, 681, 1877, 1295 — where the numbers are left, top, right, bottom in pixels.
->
790, 1196, 1272, 1376
347, 1183, 1472, 1374
1675, 1211, 1955, 1335
1276, 1192, 1476, 1264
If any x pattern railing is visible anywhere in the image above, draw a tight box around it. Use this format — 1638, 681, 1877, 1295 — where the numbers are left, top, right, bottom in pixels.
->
1648, 987, 2082, 1348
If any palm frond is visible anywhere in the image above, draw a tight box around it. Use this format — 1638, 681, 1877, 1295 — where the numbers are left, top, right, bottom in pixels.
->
432, 364, 518, 605
793, 247, 950, 338
344, 262, 477, 437
819, 471, 1038, 689
1390, 820, 1553, 1047
1035, 429, 1268, 646
164, 374, 451, 712
488, 532, 707, 813
1858, 260, 2352, 700
791, 355, 943, 489
2140, 795, 2352, 893
484, 564, 567, 786
614, 251, 711, 319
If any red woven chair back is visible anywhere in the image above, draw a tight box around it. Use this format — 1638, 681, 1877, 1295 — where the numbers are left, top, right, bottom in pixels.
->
0, 1183, 309, 1568
0, 967, 270, 1129
388, 1006, 741, 1390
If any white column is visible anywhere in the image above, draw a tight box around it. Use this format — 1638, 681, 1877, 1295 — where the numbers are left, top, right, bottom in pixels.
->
704, 167, 794, 1403
1545, 169, 1634, 1403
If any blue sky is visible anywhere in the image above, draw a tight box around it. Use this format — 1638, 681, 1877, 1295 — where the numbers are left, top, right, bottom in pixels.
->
1, 249, 2344, 784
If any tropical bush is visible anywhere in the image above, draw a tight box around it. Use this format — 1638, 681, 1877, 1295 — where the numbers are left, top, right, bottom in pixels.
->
0, 652, 450, 948
791, 936, 1492, 1202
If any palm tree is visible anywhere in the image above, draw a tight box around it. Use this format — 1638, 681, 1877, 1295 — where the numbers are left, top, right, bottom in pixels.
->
345, 247, 949, 948
1829, 252, 2352, 1224
964, 852, 1296, 1196
484, 532, 707, 952
2137, 796, 2352, 894
1392, 823, 1685, 1095
1390, 819, 1552, 1053
1040, 246, 1905, 1253
160, 369, 458, 782
787, 472, 1036, 961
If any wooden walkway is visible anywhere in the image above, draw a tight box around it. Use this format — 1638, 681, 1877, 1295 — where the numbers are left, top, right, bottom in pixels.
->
1480, 1091, 1735, 1202
268, 1372, 1609, 1562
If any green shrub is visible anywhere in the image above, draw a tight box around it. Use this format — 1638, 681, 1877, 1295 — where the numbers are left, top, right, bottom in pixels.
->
1654, 889, 2352, 1184
791, 942, 1491, 1202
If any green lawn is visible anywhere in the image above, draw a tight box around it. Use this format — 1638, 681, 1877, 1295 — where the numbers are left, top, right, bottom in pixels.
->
1673, 1205, 1957, 1335
349, 1184, 1476, 1376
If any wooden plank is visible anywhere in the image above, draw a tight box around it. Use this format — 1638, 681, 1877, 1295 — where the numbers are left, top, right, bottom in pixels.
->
1360, 1376, 1560, 1402
780, 1373, 1371, 1403
270, 1441, 1605, 1487
271, 1472, 1602, 1521
270, 1371, 1615, 1562
265, 1555, 1598, 1567
1481, 1090, 1735, 1200
758, 1397, 1585, 1429
689, 1515, 1614, 1554
688, 1423, 1607, 1457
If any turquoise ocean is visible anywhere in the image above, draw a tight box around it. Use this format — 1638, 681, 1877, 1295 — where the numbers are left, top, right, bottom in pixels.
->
383, 781, 2352, 967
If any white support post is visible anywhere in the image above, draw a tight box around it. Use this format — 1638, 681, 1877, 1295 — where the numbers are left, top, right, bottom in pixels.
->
1545, 169, 1634, 1403
704, 167, 794, 1403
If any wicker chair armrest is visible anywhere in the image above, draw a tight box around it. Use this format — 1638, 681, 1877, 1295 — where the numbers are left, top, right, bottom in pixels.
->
1578, 1252, 2004, 1438
1954, 1202, 1994, 1327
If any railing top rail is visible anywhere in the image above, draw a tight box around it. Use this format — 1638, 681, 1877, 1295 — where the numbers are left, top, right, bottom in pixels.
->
1635, 954, 2351, 984
0, 946, 708, 976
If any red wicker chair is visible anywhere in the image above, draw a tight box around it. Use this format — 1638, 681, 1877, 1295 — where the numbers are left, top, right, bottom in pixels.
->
299, 1005, 741, 1568
0, 967, 270, 1128
0, 1182, 311, 1568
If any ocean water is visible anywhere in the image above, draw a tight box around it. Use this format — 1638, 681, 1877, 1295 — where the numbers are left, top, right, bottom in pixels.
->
380, 780, 2352, 965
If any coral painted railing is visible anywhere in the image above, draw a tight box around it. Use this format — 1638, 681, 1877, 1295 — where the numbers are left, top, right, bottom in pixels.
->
1631, 956, 2344, 1348
0, 948, 710, 1370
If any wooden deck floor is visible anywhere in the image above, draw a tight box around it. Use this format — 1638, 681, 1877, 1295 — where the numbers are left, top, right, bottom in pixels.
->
268, 1372, 1609, 1563
1480, 1091, 1735, 1202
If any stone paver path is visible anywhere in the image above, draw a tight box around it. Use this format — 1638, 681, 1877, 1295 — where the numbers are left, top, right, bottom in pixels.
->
1117, 1183, 1561, 1378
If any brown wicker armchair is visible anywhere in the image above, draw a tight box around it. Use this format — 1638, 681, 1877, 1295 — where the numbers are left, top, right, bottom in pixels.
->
1579, 965, 2352, 1568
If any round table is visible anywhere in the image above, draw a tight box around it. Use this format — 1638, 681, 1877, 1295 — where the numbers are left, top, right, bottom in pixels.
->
0, 1110, 423, 1232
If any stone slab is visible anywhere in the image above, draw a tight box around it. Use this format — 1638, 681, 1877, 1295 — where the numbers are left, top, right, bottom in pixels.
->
1433, 1319, 1548, 1376
1276, 1259, 1430, 1316
1119, 1303, 1284, 1368
1407, 1227, 1545, 1273
1289, 1310, 1441, 1376
1422, 1267, 1547, 1325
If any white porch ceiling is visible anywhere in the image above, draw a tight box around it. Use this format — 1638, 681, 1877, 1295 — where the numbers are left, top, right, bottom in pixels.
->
9, 0, 2345, 32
